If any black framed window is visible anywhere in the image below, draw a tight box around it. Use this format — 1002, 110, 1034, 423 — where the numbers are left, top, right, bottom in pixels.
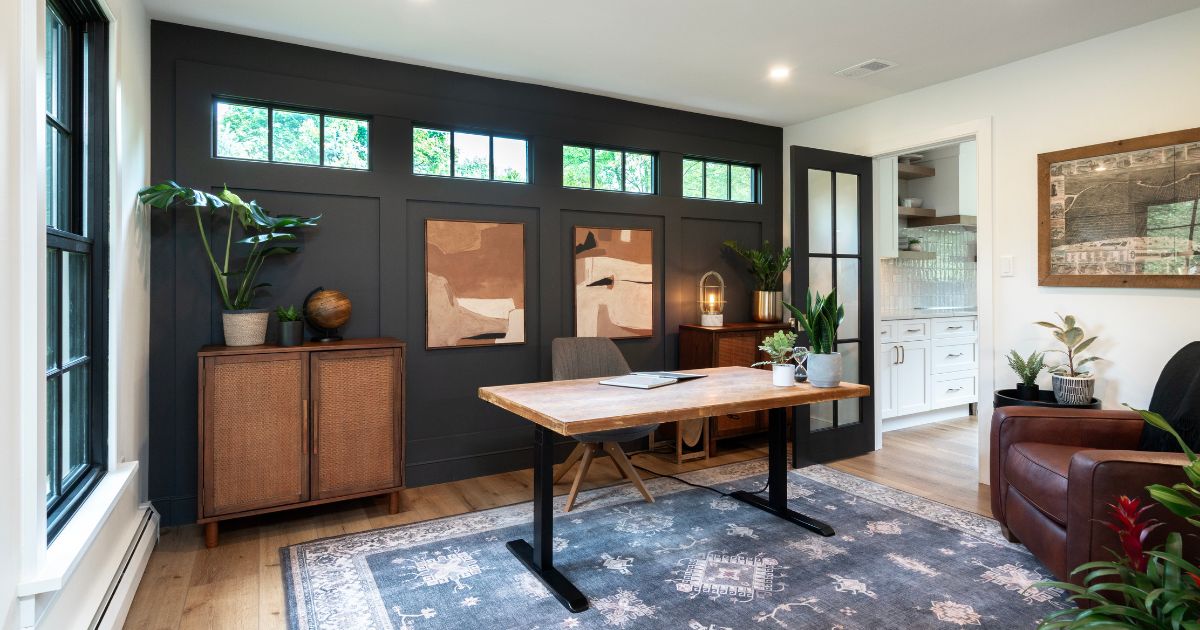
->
412, 126, 529, 183
562, 144, 655, 194
213, 99, 371, 170
682, 157, 757, 203
45, 0, 109, 541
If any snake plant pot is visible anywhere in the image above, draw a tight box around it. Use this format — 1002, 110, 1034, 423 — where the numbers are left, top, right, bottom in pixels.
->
1052, 374, 1095, 406
1015, 383, 1040, 401
278, 320, 304, 347
752, 290, 783, 322
807, 352, 843, 388
771, 364, 796, 387
221, 309, 270, 346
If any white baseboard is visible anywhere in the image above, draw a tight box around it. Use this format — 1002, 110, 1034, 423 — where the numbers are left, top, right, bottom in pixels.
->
882, 405, 971, 432
89, 504, 159, 630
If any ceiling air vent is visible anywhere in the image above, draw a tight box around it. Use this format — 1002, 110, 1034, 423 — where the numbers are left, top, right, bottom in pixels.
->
834, 59, 896, 79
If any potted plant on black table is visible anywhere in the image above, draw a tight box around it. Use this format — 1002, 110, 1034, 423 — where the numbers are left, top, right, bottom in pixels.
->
138, 182, 322, 346
1037, 313, 1103, 405
1005, 349, 1046, 401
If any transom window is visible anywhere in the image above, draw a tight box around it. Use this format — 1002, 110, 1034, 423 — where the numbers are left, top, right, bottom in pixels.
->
45, 0, 109, 541
562, 145, 654, 194
682, 157, 757, 203
413, 126, 529, 183
213, 99, 370, 170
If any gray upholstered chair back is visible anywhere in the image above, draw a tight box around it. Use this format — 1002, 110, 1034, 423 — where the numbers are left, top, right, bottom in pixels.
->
552, 337, 631, 381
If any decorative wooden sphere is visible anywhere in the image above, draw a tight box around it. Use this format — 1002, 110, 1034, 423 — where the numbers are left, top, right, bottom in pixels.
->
305, 289, 352, 330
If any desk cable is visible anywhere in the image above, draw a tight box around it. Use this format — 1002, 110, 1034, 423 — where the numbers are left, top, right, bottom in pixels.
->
630, 455, 769, 498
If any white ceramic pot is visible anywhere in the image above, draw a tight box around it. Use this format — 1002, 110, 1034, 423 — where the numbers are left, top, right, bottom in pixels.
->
222, 309, 270, 346
772, 364, 796, 387
1052, 373, 1095, 405
807, 352, 843, 388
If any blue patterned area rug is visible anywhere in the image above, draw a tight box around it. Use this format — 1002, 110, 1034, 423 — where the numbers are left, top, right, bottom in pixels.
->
281, 461, 1064, 629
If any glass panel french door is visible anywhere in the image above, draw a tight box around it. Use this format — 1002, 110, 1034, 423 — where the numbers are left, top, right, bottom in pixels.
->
790, 146, 874, 466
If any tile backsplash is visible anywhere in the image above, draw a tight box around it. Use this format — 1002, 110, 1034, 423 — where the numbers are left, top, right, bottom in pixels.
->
881, 226, 977, 311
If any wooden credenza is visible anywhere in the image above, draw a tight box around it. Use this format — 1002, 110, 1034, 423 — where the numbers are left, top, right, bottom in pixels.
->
679, 323, 793, 454
197, 338, 405, 547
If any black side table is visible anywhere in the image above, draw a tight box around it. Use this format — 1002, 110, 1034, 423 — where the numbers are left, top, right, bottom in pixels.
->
994, 389, 1101, 409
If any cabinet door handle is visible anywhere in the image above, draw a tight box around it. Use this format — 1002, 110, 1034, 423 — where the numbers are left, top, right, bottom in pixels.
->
892, 346, 899, 365
946, 386, 963, 392
899, 345, 905, 364
905, 328, 921, 333
946, 352, 964, 358
946, 325, 963, 330
311, 401, 319, 456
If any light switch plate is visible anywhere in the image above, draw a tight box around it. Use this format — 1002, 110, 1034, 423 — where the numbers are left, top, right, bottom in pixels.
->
1000, 255, 1014, 277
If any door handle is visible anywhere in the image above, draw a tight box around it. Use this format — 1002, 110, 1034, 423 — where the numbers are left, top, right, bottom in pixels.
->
946, 352, 964, 358
946, 386, 963, 392
899, 345, 905, 364
946, 325, 963, 330
905, 328, 921, 333
892, 346, 899, 365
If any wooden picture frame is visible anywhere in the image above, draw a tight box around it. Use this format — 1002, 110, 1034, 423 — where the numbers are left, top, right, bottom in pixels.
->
1038, 127, 1200, 288
573, 226, 654, 339
425, 219, 526, 349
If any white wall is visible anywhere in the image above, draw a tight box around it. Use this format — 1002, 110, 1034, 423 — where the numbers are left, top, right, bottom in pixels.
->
784, 8, 1200, 474
1, 0, 152, 626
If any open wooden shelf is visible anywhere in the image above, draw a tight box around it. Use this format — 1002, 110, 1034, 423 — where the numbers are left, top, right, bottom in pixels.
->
897, 206, 936, 218
898, 163, 935, 180
906, 214, 977, 228
898, 250, 936, 260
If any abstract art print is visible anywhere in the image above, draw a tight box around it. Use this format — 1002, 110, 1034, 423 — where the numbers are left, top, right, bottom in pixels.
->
1039, 127, 1200, 288
574, 227, 653, 338
426, 219, 525, 348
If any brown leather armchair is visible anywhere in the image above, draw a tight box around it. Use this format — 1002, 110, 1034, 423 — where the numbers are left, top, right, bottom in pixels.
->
990, 406, 1192, 581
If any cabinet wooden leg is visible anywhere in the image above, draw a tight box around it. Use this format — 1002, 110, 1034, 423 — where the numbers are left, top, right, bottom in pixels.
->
388, 491, 402, 515
204, 522, 219, 548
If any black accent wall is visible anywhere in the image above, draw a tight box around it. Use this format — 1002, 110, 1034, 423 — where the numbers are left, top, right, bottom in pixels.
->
149, 21, 783, 526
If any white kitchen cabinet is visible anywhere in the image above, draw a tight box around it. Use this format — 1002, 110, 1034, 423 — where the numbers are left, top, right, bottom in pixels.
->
879, 340, 932, 418
879, 315, 977, 420
879, 345, 896, 418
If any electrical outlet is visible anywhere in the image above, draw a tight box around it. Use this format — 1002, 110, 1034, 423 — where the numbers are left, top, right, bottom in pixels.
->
1000, 255, 1014, 277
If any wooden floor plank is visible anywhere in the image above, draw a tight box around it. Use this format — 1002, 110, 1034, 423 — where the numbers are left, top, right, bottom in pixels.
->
125, 417, 987, 629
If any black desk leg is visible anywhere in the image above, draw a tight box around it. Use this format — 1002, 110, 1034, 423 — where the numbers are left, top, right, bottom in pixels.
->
729, 406, 836, 537
506, 425, 588, 613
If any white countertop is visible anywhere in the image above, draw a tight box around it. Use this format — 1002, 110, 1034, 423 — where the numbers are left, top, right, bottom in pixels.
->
881, 309, 977, 321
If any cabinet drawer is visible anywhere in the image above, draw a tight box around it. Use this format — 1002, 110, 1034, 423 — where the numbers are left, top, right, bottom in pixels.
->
878, 322, 895, 343
932, 317, 977, 339
933, 371, 978, 407
932, 340, 978, 373
895, 319, 930, 341
713, 411, 761, 437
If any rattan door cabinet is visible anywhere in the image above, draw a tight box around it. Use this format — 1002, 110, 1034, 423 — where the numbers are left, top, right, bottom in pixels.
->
678, 322, 792, 454
197, 338, 405, 547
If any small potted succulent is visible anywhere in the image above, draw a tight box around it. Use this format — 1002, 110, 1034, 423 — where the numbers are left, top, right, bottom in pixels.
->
785, 288, 844, 388
1037, 313, 1102, 405
1005, 349, 1046, 400
752, 330, 807, 387
907, 237, 923, 252
722, 240, 792, 323
276, 305, 304, 347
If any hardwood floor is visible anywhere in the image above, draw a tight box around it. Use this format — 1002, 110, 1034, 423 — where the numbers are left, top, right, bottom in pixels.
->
124, 418, 986, 629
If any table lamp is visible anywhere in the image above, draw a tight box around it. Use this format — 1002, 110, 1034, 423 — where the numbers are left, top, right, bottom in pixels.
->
699, 271, 726, 327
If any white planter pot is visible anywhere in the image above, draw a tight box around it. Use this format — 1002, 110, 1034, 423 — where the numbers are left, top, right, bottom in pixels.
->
222, 309, 270, 346
1052, 373, 1095, 405
807, 352, 843, 388
772, 364, 796, 387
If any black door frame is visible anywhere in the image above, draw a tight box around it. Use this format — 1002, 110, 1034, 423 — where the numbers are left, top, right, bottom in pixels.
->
790, 145, 875, 466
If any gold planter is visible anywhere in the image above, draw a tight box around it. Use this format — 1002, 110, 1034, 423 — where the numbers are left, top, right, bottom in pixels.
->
752, 290, 783, 322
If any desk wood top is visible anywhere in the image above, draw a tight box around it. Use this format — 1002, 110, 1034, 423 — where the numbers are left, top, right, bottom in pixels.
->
478, 366, 870, 436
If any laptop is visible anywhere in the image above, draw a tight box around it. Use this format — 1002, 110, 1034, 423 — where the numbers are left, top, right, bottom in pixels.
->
598, 371, 708, 389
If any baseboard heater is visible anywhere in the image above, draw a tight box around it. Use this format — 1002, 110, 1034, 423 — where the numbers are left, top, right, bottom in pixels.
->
88, 503, 160, 630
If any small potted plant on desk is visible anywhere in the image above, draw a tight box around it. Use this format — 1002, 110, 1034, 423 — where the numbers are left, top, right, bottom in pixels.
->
1037, 313, 1103, 405
752, 330, 806, 387
722, 240, 792, 323
137, 182, 321, 346
785, 289, 845, 388
1005, 349, 1046, 400
276, 305, 304, 347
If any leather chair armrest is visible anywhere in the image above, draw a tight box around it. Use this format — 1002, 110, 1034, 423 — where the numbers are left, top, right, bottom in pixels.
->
990, 407, 1145, 525
1066, 449, 1192, 583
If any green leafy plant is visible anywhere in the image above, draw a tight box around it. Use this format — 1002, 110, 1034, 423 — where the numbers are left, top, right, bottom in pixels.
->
907, 237, 921, 246
1006, 349, 1046, 387
1035, 407, 1200, 629
138, 181, 321, 311
276, 305, 302, 322
751, 330, 803, 367
722, 240, 792, 291
784, 289, 844, 355
1036, 313, 1102, 377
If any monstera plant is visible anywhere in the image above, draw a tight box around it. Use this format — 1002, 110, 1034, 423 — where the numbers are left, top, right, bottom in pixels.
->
138, 181, 321, 345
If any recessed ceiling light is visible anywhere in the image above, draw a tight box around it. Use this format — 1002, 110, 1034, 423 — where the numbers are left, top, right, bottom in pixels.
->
768, 66, 791, 81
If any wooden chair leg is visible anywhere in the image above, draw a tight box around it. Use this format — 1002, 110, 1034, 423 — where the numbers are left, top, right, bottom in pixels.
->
602, 442, 654, 504
554, 442, 586, 484
605, 442, 630, 480
564, 444, 597, 512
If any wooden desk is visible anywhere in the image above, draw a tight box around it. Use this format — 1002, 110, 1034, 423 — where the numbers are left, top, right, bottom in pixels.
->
478, 366, 868, 613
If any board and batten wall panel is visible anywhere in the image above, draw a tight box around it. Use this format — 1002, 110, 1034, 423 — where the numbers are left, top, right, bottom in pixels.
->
149, 22, 783, 525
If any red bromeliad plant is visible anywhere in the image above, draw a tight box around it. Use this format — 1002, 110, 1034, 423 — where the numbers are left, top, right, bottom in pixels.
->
1036, 408, 1200, 629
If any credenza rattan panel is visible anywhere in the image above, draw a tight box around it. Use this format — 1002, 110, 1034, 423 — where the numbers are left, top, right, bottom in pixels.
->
312, 349, 400, 498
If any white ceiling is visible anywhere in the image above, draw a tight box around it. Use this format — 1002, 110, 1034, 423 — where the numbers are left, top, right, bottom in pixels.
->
142, 0, 1200, 126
